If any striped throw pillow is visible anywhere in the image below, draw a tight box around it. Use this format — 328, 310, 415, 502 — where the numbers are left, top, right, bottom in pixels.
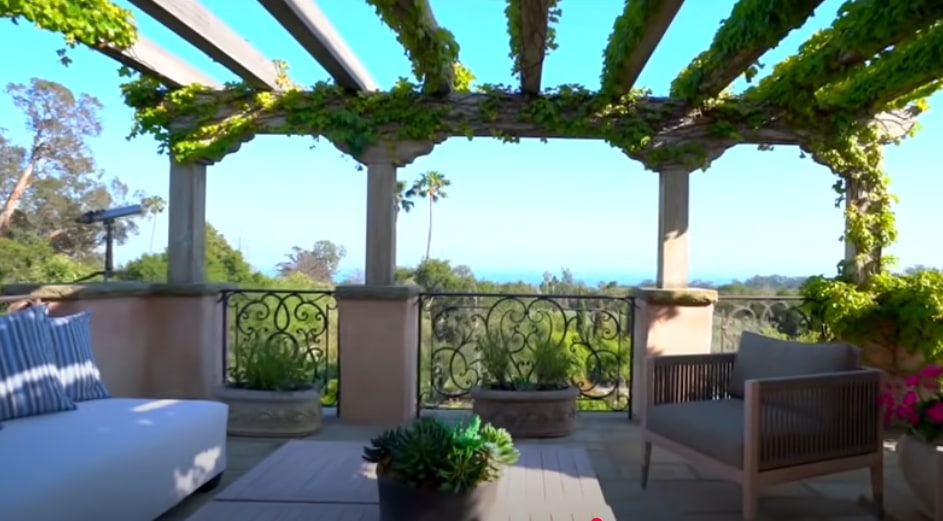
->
49, 311, 111, 401
0, 304, 77, 420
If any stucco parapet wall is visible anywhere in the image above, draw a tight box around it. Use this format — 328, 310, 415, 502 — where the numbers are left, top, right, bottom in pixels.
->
1, 282, 236, 300
631, 287, 719, 307
334, 284, 422, 301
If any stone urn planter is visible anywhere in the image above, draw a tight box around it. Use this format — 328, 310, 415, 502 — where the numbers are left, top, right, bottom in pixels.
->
216, 385, 322, 438
471, 385, 579, 438
898, 434, 938, 518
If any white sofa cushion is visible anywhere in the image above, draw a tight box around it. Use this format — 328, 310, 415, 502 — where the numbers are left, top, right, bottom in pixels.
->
0, 304, 76, 420
0, 397, 228, 521
48, 311, 111, 401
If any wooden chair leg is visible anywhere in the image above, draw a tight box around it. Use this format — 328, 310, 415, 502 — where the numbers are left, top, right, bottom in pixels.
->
741, 481, 759, 521
870, 457, 884, 519
641, 441, 652, 490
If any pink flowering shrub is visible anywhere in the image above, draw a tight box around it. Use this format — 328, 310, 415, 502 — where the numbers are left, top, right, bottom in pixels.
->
879, 364, 943, 442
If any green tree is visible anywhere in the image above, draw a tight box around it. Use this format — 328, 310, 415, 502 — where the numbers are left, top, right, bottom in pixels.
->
395, 180, 414, 216
277, 240, 346, 284
0, 78, 162, 261
406, 171, 450, 260
117, 224, 266, 285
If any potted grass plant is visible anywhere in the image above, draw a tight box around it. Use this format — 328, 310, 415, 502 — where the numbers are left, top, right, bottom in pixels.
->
216, 335, 323, 437
470, 332, 581, 438
362, 415, 519, 521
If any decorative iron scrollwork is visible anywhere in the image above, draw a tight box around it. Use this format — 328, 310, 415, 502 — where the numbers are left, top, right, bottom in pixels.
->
713, 297, 822, 352
220, 290, 338, 406
418, 292, 633, 411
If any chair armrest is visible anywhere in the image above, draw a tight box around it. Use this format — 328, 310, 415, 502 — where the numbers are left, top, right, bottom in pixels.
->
645, 353, 737, 412
743, 368, 883, 472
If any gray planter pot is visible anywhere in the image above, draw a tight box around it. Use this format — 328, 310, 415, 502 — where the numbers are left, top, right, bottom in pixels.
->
216, 385, 322, 438
376, 474, 498, 521
898, 434, 937, 518
470, 385, 579, 438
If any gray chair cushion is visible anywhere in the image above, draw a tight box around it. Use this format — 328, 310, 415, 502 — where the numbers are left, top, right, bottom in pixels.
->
727, 332, 859, 398
646, 399, 821, 469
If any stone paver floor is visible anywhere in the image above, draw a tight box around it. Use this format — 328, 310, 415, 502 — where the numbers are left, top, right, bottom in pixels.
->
158, 411, 926, 521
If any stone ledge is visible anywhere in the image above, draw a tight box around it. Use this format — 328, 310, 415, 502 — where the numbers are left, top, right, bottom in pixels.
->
631, 287, 718, 307
334, 284, 422, 301
2, 282, 235, 300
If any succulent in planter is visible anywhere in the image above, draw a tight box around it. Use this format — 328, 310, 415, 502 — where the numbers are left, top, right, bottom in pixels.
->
227, 335, 316, 391
363, 415, 519, 521
472, 331, 582, 438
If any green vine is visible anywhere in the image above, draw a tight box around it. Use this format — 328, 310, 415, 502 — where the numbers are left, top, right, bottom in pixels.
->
670, 0, 821, 102
9, 0, 943, 284
504, 0, 562, 78
599, 0, 661, 99
0, 0, 136, 64
365, 0, 464, 94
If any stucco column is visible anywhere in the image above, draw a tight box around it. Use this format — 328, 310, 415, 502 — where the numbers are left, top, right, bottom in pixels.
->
631, 288, 717, 420
357, 141, 438, 285
656, 167, 691, 289
167, 159, 208, 284
335, 285, 420, 425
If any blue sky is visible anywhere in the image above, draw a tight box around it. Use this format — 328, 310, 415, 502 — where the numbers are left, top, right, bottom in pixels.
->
1, 0, 940, 284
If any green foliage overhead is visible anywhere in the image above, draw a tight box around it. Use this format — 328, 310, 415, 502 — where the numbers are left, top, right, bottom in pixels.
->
362, 415, 519, 493
8, 0, 943, 283
0, 0, 136, 64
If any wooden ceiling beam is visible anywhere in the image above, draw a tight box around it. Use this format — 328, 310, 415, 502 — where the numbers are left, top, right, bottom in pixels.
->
96, 35, 222, 88
606, 0, 685, 94
258, 0, 378, 91
129, 0, 285, 89
516, 0, 554, 96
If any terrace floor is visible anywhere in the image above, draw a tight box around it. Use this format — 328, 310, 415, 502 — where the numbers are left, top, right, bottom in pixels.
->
159, 411, 926, 521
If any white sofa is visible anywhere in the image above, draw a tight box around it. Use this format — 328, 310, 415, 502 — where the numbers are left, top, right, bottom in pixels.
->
0, 397, 228, 521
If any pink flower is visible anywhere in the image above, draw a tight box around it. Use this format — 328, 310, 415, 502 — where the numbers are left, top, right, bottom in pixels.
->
903, 391, 918, 406
921, 365, 943, 380
927, 403, 943, 424
905, 374, 922, 387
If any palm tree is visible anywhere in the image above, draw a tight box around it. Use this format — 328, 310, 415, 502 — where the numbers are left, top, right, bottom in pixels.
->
406, 171, 450, 260
395, 180, 414, 216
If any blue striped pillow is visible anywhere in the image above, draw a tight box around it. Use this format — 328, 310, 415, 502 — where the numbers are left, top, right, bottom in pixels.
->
48, 311, 111, 401
0, 304, 77, 420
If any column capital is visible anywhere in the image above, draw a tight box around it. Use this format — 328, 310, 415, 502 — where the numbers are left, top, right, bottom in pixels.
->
334, 139, 440, 167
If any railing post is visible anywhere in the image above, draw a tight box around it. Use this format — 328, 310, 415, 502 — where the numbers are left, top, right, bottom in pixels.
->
335, 284, 421, 424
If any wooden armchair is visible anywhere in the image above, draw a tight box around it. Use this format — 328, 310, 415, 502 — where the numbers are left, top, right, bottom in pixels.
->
640, 332, 884, 521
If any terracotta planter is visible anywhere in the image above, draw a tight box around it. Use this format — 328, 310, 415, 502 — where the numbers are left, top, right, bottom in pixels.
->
376, 474, 498, 521
216, 386, 322, 438
470, 386, 579, 438
898, 434, 938, 518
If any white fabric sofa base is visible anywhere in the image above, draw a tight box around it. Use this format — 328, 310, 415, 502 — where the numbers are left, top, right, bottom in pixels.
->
0, 398, 228, 521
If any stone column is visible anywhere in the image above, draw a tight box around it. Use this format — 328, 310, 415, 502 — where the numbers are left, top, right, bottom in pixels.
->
357, 141, 438, 285
335, 285, 420, 425
167, 159, 208, 284
656, 166, 691, 289
631, 288, 718, 419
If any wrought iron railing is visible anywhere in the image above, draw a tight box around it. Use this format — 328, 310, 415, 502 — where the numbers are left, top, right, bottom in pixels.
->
712, 296, 824, 352
220, 289, 338, 406
417, 292, 634, 412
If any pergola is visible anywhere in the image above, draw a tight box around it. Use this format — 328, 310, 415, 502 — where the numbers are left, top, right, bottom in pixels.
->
15, 0, 939, 287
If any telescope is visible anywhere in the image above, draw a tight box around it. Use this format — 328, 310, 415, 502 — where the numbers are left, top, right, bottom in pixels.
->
74, 205, 146, 282
75, 204, 144, 225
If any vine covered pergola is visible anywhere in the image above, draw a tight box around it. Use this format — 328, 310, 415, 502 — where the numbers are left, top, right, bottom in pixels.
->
5, 0, 941, 288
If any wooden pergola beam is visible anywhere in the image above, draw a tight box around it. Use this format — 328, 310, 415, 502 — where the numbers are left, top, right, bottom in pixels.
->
128, 0, 285, 90
257, 0, 378, 91
516, 0, 554, 96
97, 36, 222, 89
172, 92, 814, 150
672, 0, 824, 100
604, 0, 684, 94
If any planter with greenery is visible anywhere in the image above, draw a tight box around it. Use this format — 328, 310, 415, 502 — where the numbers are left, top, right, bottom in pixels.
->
880, 364, 943, 517
470, 332, 581, 438
216, 336, 322, 437
800, 270, 943, 376
363, 415, 518, 521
